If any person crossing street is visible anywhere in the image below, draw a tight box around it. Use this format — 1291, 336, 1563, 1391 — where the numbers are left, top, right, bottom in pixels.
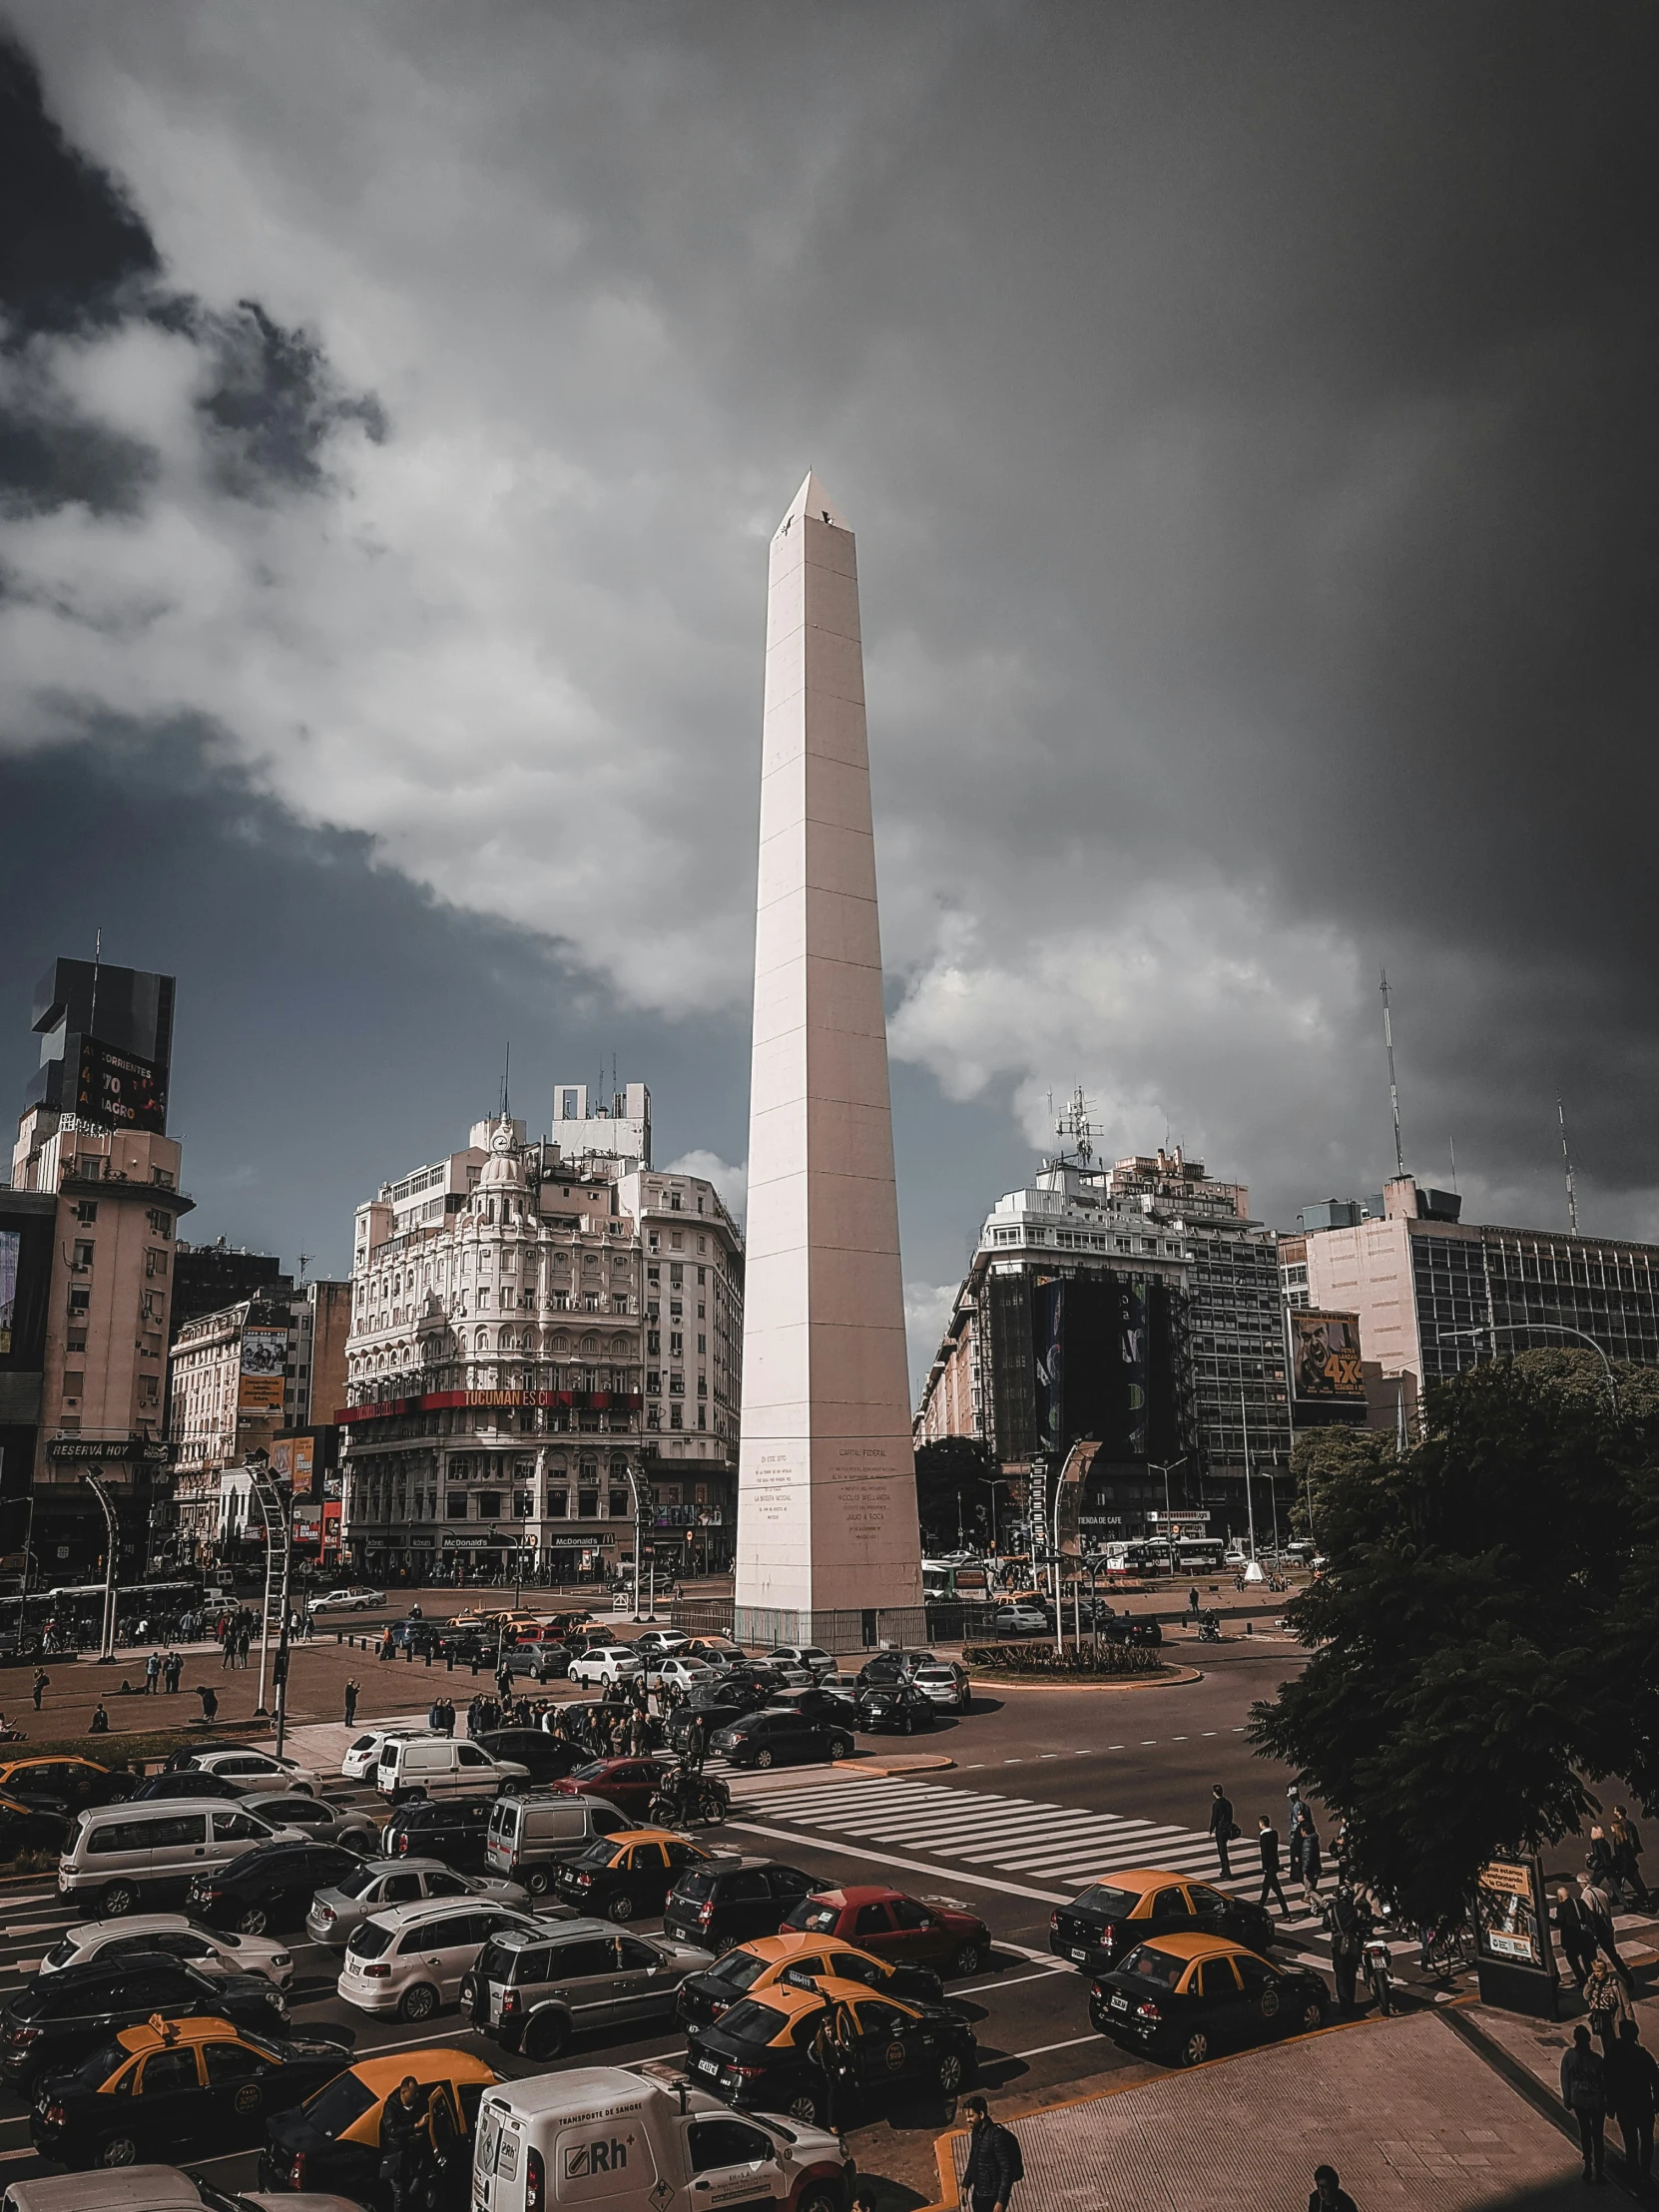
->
1209, 1784, 1236, 1880
1258, 1814, 1290, 1918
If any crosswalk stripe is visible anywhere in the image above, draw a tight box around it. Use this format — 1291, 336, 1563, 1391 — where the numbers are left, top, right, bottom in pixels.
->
851, 1809, 1087, 1848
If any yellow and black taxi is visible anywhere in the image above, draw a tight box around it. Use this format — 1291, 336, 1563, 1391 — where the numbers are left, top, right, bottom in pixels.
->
1050, 1868, 1275, 1975
1090, 1932, 1328, 2067
684, 1972, 975, 2128
0, 1756, 134, 1815
678, 1931, 944, 2027
261, 2047, 497, 2205
30, 2014, 350, 2171
549, 1827, 715, 1923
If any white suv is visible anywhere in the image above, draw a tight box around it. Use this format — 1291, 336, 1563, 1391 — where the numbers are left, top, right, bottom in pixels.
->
307, 1586, 385, 1614
337, 1896, 545, 2021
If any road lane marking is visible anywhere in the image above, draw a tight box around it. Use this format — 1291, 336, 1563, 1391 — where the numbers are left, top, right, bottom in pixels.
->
726, 1822, 1071, 1906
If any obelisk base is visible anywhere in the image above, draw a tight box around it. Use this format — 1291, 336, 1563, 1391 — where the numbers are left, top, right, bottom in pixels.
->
735, 1603, 929, 1655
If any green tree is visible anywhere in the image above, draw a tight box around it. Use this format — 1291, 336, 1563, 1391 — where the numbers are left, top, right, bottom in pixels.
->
1287, 1425, 1392, 1541
1249, 1350, 1659, 1923
913, 1435, 999, 1551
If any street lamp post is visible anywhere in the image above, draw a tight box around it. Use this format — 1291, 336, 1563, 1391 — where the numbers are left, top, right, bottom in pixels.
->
83, 1475, 120, 1661
1147, 1457, 1188, 1548
1435, 1321, 1620, 1418
976, 1476, 1008, 1557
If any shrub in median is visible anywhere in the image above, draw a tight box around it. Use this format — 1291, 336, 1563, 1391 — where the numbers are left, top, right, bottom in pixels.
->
961, 1642, 1165, 1678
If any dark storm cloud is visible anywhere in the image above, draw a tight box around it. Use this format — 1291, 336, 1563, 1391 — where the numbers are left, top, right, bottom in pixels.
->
0, 0, 1655, 1353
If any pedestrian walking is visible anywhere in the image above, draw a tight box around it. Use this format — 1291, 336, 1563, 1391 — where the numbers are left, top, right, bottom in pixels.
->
31, 1667, 48, 1711
1579, 1875, 1630, 1985
1562, 2023, 1608, 2182
960, 2095, 1022, 2212
1309, 2165, 1360, 2212
1605, 2017, 1659, 2184
1188, 1586, 1201, 1618
1258, 1815, 1290, 1918
1584, 1955, 1632, 2054
1325, 1884, 1364, 2011
1610, 1808, 1646, 1909
1209, 1785, 1236, 1880
1557, 1886, 1596, 1987
166, 1650, 183, 1693
221, 1627, 235, 1670
343, 1677, 360, 1727
1297, 1807, 1324, 1903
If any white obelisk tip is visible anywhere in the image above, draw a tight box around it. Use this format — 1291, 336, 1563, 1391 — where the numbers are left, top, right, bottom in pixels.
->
779, 470, 850, 534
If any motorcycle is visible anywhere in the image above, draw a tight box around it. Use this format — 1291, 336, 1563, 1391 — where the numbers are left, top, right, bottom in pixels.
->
1196, 1614, 1222, 1645
1363, 1934, 1393, 2015
649, 1766, 732, 1828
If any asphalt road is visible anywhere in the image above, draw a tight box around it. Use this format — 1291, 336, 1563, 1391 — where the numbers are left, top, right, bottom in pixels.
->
0, 1632, 1327, 2200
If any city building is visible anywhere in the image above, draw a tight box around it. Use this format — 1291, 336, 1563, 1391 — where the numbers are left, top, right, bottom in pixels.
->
337, 1095, 743, 1584
164, 1276, 351, 1565
171, 1240, 291, 1332
915, 1142, 1292, 1546
7, 957, 191, 1577
551, 1082, 651, 1168
1299, 1172, 1659, 1423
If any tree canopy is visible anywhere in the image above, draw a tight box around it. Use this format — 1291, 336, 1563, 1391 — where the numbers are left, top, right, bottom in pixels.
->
1249, 1350, 1659, 1923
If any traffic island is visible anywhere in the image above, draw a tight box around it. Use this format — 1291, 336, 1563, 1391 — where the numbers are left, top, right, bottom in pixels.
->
963, 1644, 1202, 1692
923, 2009, 1591, 2212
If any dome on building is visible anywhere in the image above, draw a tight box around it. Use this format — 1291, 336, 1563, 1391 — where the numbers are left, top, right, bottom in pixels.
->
477, 1111, 526, 1191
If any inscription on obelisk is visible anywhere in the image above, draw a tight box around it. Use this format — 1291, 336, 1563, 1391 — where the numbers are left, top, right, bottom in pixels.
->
734, 473, 925, 1649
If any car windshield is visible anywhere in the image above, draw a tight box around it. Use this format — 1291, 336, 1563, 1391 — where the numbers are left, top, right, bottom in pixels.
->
72, 2040, 128, 2086
302, 2070, 379, 2136
1120, 1944, 1189, 1988
568, 1762, 609, 1783
572, 1838, 619, 1869
348, 1924, 395, 1959
713, 1951, 769, 1992
335, 1863, 387, 1900
1072, 1886, 1137, 1920
787, 1903, 838, 1933
713, 1999, 786, 2044
676, 1870, 716, 1901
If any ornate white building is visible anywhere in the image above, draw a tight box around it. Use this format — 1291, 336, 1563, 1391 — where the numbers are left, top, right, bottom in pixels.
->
339, 1104, 743, 1583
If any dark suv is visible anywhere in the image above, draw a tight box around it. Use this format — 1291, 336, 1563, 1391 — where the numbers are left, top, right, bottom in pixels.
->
188, 1840, 365, 1934
662, 1858, 819, 1953
855, 1650, 934, 1689
380, 1797, 496, 1873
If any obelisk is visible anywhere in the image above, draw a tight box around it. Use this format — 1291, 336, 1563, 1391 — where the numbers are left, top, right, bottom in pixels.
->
734, 472, 925, 1650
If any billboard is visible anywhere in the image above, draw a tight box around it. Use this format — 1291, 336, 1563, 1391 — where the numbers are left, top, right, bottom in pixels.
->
74, 1035, 167, 1135
1290, 1311, 1366, 1404
239, 1326, 289, 1411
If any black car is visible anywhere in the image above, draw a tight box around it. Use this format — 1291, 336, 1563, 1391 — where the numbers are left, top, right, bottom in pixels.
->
0, 1951, 286, 2087
711, 1708, 853, 1771
380, 1797, 495, 1872
767, 1686, 859, 1731
662, 1857, 819, 1952
1090, 1935, 1327, 2068
473, 1729, 584, 1785
854, 1682, 938, 1735
130, 1770, 246, 1802
685, 1979, 976, 2128
30, 2017, 349, 2170
855, 1650, 934, 1689
1050, 1874, 1275, 1976
262, 2060, 493, 2209
702, 1666, 788, 1710
549, 1832, 710, 1922
665, 1699, 748, 1755
188, 1840, 364, 1935
0, 1793, 69, 1856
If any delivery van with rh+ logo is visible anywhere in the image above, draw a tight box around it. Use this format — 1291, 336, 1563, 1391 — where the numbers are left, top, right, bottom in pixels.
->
471, 2064, 852, 2212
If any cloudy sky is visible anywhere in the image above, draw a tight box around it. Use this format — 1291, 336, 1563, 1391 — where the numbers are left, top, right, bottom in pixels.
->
2, 2, 1654, 1390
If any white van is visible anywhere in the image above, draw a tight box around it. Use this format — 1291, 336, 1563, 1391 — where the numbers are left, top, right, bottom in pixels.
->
472, 2065, 851, 2212
58, 1799, 307, 1918
485, 1794, 634, 1895
376, 1737, 530, 1803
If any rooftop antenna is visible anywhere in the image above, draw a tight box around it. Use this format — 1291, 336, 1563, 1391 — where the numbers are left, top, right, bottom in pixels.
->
1558, 1097, 1579, 1235
297, 1251, 312, 1285
89, 923, 103, 1041
501, 1041, 511, 1122
1055, 1084, 1093, 1168
1448, 1136, 1458, 1195
1380, 968, 1406, 1179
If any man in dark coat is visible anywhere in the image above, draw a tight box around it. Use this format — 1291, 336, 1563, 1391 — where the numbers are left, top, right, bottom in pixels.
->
961, 2095, 1021, 2212
379, 2076, 432, 2212
1556, 1885, 1595, 1987
1308, 2164, 1359, 2212
1562, 2023, 1608, 2182
1604, 2017, 1659, 2182
1258, 1816, 1290, 1918
1209, 1785, 1235, 1879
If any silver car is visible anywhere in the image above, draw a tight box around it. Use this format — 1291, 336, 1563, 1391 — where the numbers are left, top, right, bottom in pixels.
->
912, 1659, 971, 1712
305, 1854, 529, 1948
0, 2168, 360, 2212
239, 1793, 377, 1851
37, 1914, 295, 1989
469, 1918, 715, 2059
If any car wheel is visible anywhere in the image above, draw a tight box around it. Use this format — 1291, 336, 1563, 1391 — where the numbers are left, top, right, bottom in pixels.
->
785, 2089, 823, 2127
292, 1783, 316, 1798
608, 1892, 637, 1924
238, 1905, 270, 1936
524, 2009, 571, 2061
99, 1880, 138, 1917
936, 2050, 967, 2096
951, 1939, 983, 1976
754, 1748, 775, 1770
1300, 1993, 1328, 2032
399, 1982, 438, 2022
1179, 2028, 1211, 2067
796, 2186, 841, 2212
829, 1735, 853, 1761
96, 2135, 140, 2169
525, 1864, 551, 1897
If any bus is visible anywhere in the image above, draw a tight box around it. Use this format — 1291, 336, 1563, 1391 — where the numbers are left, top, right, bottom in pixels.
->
921, 1558, 992, 1602
1100, 1540, 1173, 1579
1170, 1534, 1226, 1575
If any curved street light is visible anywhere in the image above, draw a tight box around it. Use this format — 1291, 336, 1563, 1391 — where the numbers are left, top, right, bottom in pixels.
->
1435, 1320, 1620, 1419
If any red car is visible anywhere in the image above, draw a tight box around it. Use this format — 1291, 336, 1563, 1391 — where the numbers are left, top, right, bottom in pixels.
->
780, 1885, 991, 1975
545, 1757, 673, 1819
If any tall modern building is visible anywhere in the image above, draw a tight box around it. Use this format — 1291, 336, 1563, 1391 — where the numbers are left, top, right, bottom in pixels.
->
7, 957, 190, 1576
734, 473, 924, 1648
337, 1099, 742, 1583
916, 1146, 1292, 1545
1299, 1173, 1659, 1423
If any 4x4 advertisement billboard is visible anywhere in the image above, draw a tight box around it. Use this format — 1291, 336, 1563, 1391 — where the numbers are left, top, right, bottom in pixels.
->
1290, 1311, 1366, 1404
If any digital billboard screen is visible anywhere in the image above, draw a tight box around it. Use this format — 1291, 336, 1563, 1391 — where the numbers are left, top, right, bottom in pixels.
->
75, 1035, 167, 1134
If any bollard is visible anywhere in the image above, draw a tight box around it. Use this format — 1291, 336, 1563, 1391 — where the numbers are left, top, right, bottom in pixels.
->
425, 1650, 432, 1667
335, 1630, 342, 1644
404, 1644, 412, 1662
446, 1651, 454, 1672
1246, 1620, 1254, 1636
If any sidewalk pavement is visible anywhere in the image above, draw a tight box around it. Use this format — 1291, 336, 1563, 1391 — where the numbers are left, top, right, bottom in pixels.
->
937, 2010, 1591, 2212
